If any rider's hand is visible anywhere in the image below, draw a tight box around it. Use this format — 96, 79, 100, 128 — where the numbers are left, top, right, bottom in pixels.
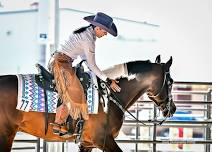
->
106, 78, 121, 92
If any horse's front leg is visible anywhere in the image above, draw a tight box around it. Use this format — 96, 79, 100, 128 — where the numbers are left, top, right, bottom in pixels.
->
78, 144, 93, 152
0, 132, 16, 152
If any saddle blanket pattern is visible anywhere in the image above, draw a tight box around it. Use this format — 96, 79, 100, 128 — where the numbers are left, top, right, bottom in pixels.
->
86, 71, 99, 114
16, 74, 58, 113
16, 73, 99, 114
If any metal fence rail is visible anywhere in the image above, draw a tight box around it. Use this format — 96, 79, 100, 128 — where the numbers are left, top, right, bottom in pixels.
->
12, 138, 41, 152
116, 139, 212, 144
116, 82, 212, 152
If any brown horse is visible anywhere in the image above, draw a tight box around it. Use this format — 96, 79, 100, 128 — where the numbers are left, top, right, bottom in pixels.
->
0, 56, 176, 152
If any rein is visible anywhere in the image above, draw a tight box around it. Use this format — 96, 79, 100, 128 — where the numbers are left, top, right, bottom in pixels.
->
104, 69, 172, 128
108, 89, 147, 126
96, 66, 173, 151
102, 83, 148, 152
108, 88, 166, 126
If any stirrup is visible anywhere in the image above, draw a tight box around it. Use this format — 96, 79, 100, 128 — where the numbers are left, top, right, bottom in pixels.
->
50, 123, 61, 134
74, 119, 84, 135
74, 119, 84, 143
60, 125, 68, 134
50, 122, 60, 126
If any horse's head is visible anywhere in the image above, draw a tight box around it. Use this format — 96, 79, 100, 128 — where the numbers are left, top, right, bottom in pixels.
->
146, 56, 176, 118
106, 56, 176, 118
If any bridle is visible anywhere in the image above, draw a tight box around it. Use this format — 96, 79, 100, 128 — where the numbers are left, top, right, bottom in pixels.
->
102, 69, 173, 127
147, 68, 174, 121
103, 64, 174, 121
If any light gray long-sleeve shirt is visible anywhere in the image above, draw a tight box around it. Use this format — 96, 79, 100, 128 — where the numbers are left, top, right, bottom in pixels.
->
58, 26, 108, 81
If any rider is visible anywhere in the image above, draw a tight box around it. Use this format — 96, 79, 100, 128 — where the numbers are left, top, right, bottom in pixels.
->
49, 12, 121, 134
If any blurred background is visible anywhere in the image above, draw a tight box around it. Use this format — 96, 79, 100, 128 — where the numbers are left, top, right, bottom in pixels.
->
0, 0, 212, 152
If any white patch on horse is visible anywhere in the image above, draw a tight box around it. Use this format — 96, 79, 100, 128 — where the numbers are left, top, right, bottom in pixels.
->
128, 74, 136, 80
103, 63, 130, 80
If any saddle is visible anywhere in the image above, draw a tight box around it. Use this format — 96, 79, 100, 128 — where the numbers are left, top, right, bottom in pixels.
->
35, 62, 92, 139
35, 64, 55, 91
35, 62, 91, 93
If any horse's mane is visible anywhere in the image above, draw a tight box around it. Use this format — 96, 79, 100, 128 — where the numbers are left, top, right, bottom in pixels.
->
103, 60, 152, 80
126, 60, 153, 75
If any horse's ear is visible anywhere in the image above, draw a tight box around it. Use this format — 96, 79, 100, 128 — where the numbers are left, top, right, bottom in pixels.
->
155, 55, 161, 64
165, 56, 173, 71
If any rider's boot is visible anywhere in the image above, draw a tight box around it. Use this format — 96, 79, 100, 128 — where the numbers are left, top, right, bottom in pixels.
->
51, 123, 61, 134
60, 124, 68, 134
51, 103, 69, 134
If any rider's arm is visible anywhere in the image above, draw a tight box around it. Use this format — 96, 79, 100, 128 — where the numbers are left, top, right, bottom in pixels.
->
83, 41, 107, 81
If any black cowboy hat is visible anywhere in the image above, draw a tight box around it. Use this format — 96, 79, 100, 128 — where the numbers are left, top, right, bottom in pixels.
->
84, 12, 118, 37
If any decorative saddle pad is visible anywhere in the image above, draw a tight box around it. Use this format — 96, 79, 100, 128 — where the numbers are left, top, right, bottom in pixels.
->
16, 74, 58, 113
16, 72, 99, 114
86, 71, 99, 114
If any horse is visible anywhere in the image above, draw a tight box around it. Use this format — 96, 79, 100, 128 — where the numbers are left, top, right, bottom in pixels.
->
0, 55, 176, 152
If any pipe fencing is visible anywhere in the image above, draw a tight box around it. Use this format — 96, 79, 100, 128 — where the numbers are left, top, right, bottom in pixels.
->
117, 81, 212, 152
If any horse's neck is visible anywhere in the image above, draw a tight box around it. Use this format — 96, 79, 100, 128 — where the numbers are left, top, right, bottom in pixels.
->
118, 63, 163, 109
117, 78, 148, 110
